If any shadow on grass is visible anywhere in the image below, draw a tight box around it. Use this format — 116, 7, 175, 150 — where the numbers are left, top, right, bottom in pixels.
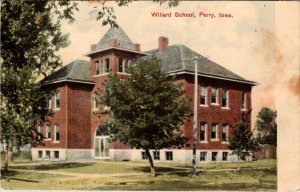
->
1, 170, 39, 183
12, 162, 94, 171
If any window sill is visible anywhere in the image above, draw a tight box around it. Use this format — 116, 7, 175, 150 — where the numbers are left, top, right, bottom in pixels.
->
222, 141, 229, 144
200, 105, 209, 107
53, 141, 60, 143
44, 138, 52, 141
117, 72, 129, 75
93, 73, 109, 77
221, 107, 230, 110
241, 108, 247, 111
210, 139, 219, 142
53, 108, 60, 112
200, 141, 208, 143
211, 103, 219, 106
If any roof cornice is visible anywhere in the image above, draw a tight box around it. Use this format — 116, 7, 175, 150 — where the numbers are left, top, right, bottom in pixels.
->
42, 78, 95, 86
85, 47, 148, 57
167, 70, 258, 86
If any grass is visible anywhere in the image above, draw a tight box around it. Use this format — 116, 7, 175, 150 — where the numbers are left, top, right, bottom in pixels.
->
1, 159, 277, 190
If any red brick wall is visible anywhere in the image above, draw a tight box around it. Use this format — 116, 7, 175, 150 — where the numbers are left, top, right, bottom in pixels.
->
180, 74, 253, 150
66, 83, 94, 149
37, 83, 68, 149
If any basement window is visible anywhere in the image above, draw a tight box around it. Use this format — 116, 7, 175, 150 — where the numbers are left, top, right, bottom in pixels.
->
153, 151, 160, 160
200, 152, 207, 161
46, 150, 50, 159
222, 152, 228, 161
212, 152, 218, 161
54, 151, 59, 159
38, 151, 43, 159
165, 151, 173, 161
141, 151, 148, 160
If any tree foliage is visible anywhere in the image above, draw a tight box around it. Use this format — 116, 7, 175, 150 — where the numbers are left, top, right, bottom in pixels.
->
228, 111, 261, 169
255, 107, 277, 146
99, 58, 190, 176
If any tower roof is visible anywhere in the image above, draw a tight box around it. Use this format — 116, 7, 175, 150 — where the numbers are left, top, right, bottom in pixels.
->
86, 25, 146, 56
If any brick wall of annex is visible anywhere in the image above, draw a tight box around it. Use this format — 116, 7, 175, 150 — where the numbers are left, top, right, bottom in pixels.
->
179, 74, 253, 150
37, 83, 68, 149
66, 82, 94, 149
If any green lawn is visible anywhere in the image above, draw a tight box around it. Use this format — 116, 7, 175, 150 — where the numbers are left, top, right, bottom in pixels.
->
1, 159, 277, 190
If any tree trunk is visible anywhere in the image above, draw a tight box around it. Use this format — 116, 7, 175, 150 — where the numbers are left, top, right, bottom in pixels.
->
4, 144, 9, 173
145, 149, 156, 177
8, 146, 13, 162
237, 155, 240, 171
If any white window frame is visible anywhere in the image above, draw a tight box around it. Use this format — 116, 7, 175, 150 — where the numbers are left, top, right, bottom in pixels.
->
211, 123, 218, 141
38, 150, 43, 159
221, 124, 229, 143
54, 92, 60, 110
92, 93, 99, 110
199, 122, 207, 143
241, 91, 246, 110
54, 151, 59, 159
54, 124, 60, 142
45, 124, 51, 140
211, 87, 219, 105
200, 86, 208, 106
221, 88, 229, 108
94, 60, 100, 75
45, 150, 51, 159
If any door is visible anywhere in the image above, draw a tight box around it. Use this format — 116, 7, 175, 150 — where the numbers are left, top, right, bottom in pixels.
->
94, 136, 109, 158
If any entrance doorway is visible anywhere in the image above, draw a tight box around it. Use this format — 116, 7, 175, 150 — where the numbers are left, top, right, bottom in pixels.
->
94, 125, 110, 158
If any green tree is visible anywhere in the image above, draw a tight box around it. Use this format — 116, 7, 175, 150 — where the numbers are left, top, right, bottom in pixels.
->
228, 111, 261, 170
255, 107, 277, 146
1, 0, 180, 173
99, 58, 190, 176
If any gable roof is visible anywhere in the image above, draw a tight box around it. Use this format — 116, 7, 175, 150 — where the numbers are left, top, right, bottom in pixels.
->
41, 60, 94, 85
144, 44, 256, 85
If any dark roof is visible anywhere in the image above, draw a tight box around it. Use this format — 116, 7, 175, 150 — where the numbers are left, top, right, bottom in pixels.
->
85, 26, 146, 56
42, 60, 94, 85
144, 44, 256, 85
96, 26, 134, 51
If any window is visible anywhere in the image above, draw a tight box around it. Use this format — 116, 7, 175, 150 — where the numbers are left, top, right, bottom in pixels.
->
54, 151, 59, 159
54, 92, 60, 109
153, 151, 160, 160
211, 87, 218, 104
47, 94, 52, 109
46, 124, 51, 139
222, 152, 228, 161
200, 152, 207, 161
221, 89, 228, 107
54, 124, 60, 142
212, 152, 218, 161
222, 124, 228, 142
200, 122, 206, 142
211, 123, 217, 140
94, 60, 99, 75
200, 86, 207, 105
37, 126, 42, 140
93, 93, 100, 110
241, 91, 246, 109
141, 151, 148, 160
46, 150, 50, 158
104, 58, 110, 73
118, 58, 124, 73
165, 151, 173, 161
38, 151, 43, 158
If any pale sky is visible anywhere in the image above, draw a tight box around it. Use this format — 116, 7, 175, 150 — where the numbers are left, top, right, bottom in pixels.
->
57, 2, 299, 190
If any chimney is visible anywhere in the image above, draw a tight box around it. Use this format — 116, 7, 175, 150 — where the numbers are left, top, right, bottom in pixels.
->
133, 43, 140, 52
158, 36, 169, 53
108, 39, 118, 47
91, 44, 97, 51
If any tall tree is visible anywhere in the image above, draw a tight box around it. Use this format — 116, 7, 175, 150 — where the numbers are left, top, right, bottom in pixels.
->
1, 0, 180, 172
99, 58, 190, 176
228, 111, 261, 170
255, 107, 277, 146
1, 0, 79, 172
